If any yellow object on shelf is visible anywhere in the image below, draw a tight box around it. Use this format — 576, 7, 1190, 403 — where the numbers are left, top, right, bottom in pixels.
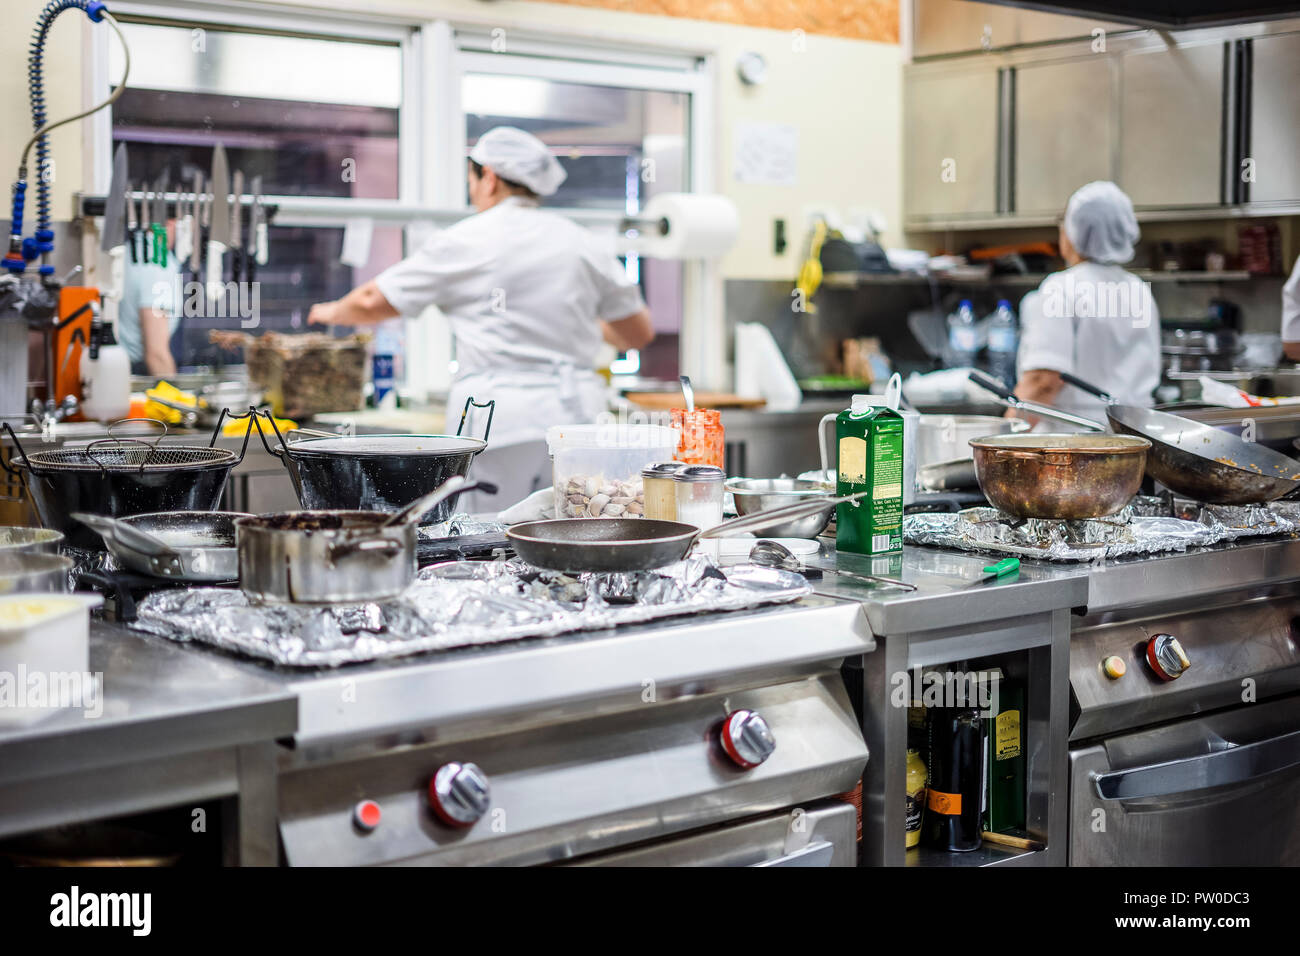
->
223, 411, 297, 437
143, 381, 197, 424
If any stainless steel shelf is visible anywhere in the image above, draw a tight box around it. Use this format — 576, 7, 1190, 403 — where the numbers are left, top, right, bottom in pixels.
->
906, 843, 1045, 867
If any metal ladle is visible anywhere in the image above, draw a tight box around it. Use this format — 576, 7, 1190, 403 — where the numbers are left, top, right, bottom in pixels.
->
679, 374, 695, 413
748, 538, 916, 591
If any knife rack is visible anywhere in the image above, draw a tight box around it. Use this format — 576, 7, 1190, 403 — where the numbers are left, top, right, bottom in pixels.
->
76, 193, 278, 220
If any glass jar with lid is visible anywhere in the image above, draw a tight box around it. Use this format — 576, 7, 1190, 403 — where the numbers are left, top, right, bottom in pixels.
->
673, 464, 726, 532
642, 461, 687, 521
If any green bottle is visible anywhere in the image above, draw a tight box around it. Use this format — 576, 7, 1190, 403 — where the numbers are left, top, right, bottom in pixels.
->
835, 394, 904, 555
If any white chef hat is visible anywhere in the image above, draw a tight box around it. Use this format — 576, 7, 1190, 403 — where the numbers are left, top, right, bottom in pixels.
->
1063, 181, 1140, 264
469, 126, 567, 197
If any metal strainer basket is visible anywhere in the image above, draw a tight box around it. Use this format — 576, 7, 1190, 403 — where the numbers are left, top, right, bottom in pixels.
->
23, 441, 238, 474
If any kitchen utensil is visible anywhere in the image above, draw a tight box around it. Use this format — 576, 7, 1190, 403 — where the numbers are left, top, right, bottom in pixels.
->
230, 168, 244, 283
679, 374, 695, 413
247, 174, 265, 282
507, 491, 871, 573
962, 557, 1020, 588
255, 403, 491, 525
969, 433, 1150, 520
73, 510, 248, 582
0, 552, 74, 594
101, 143, 128, 255
150, 174, 169, 266
916, 414, 1031, 468
380, 475, 491, 529
2, 415, 253, 550
747, 538, 915, 590
967, 369, 1106, 432
236, 510, 418, 605
1038, 371, 1300, 505
0, 527, 63, 554
125, 180, 142, 264
190, 170, 204, 275
917, 457, 979, 492
726, 478, 836, 538
207, 143, 230, 296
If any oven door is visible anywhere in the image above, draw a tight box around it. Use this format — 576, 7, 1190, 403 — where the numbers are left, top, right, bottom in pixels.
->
1069, 693, 1300, 866
565, 800, 858, 867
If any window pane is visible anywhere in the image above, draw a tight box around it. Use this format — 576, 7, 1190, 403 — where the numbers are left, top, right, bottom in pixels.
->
463, 74, 688, 378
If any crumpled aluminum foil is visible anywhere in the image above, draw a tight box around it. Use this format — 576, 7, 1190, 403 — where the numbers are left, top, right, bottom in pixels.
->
904, 495, 1300, 562
418, 513, 505, 538
129, 557, 810, 667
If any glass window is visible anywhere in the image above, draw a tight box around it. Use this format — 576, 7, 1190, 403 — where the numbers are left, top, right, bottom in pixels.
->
463, 73, 690, 379
109, 20, 403, 367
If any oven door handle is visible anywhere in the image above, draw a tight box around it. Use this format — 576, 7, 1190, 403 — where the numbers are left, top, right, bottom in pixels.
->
751, 839, 836, 867
1093, 728, 1300, 801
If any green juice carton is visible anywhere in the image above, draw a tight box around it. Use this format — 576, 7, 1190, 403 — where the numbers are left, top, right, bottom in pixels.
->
835, 394, 904, 555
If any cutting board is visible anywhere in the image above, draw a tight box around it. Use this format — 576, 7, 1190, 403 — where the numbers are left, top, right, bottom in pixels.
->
625, 391, 767, 410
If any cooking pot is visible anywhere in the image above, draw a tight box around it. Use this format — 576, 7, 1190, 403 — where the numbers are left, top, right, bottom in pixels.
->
254, 398, 493, 525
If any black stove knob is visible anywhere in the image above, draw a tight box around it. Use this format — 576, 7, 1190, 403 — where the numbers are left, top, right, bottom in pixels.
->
720, 709, 776, 769
428, 761, 490, 827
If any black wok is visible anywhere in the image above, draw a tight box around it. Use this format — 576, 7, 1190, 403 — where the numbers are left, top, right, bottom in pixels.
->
508, 491, 870, 573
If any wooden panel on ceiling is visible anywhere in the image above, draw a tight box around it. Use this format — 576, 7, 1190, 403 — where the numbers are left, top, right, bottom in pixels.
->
523, 0, 900, 44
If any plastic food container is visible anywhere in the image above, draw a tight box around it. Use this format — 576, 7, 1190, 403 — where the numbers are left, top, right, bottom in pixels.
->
547, 423, 679, 519
0, 593, 102, 727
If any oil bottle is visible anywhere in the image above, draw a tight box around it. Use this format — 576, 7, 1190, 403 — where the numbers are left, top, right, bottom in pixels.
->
834, 394, 904, 555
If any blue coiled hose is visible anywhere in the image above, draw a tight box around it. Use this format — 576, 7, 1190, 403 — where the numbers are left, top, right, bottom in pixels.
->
6, 0, 106, 274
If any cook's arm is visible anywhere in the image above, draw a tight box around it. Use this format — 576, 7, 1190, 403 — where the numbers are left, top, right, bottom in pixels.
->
308, 281, 400, 327
140, 307, 178, 377
601, 308, 655, 352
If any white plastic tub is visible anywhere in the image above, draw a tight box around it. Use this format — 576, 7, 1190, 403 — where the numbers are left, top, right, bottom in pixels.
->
0, 593, 103, 727
547, 423, 679, 519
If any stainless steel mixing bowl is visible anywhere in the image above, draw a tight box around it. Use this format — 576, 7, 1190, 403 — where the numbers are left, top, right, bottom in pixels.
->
725, 478, 836, 538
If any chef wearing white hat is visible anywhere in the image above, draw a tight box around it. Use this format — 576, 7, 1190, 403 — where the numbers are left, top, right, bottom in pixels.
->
308, 126, 655, 453
1011, 181, 1161, 428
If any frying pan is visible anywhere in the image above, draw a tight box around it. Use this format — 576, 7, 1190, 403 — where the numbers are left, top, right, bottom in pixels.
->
508, 491, 870, 573
74, 511, 249, 582
970, 370, 1300, 504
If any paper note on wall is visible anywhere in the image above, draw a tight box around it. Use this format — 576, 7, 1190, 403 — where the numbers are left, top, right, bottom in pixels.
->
733, 122, 798, 186
340, 217, 375, 267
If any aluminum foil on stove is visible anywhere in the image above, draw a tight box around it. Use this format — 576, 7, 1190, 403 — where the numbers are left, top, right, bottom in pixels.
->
129, 557, 810, 667
904, 497, 1300, 562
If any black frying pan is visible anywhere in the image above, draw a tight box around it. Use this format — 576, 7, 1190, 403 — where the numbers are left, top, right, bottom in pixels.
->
508, 491, 869, 573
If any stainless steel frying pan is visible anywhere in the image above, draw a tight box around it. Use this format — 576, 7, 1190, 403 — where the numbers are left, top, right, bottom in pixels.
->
74, 511, 250, 582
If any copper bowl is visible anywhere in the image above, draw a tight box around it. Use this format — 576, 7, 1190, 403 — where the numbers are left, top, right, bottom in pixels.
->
969, 433, 1151, 520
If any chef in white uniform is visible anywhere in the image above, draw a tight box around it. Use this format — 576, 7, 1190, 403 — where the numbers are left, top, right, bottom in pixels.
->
307, 126, 655, 455
1280, 257, 1300, 362
1011, 181, 1161, 429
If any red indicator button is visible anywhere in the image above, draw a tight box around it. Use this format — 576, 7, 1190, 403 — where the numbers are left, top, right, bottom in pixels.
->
353, 799, 382, 832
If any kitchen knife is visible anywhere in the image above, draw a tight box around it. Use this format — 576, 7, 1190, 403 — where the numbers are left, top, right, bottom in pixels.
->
151, 173, 170, 267
230, 169, 244, 283
100, 143, 128, 254
190, 170, 204, 275
962, 558, 1020, 588
207, 143, 231, 300
247, 174, 265, 282
140, 180, 153, 264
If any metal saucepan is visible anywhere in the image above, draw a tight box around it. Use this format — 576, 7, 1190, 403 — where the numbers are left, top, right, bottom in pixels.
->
508, 491, 871, 573
970, 370, 1300, 505
0, 527, 63, 554
2, 414, 255, 550
253, 398, 494, 525
726, 478, 836, 538
968, 433, 1151, 520
0, 551, 73, 593
237, 475, 484, 604
73, 511, 249, 582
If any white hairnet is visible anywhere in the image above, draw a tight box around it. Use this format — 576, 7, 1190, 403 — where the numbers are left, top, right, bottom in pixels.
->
469, 126, 567, 197
1063, 181, 1140, 264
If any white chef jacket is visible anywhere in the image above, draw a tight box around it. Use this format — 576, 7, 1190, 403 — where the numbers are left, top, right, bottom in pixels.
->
1017, 261, 1161, 426
1281, 256, 1300, 344
374, 196, 645, 377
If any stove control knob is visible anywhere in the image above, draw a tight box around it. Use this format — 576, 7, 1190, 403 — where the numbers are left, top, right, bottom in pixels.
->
721, 709, 776, 769
1145, 634, 1190, 681
352, 799, 382, 832
1102, 655, 1127, 680
428, 761, 491, 827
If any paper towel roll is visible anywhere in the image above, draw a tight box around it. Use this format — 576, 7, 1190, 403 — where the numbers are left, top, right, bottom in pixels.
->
633, 193, 739, 260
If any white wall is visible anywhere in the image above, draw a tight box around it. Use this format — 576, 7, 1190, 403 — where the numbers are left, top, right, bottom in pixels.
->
0, 0, 902, 282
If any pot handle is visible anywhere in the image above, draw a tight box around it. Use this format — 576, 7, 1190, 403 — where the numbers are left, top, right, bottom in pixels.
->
0, 422, 27, 477
328, 536, 405, 563
252, 408, 290, 461
457, 396, 495, 443
817, 413, 837, 484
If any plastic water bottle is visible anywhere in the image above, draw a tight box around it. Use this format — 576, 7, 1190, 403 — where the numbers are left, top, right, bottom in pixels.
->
986, 299, 1019, 387
945, 299, 979, 369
